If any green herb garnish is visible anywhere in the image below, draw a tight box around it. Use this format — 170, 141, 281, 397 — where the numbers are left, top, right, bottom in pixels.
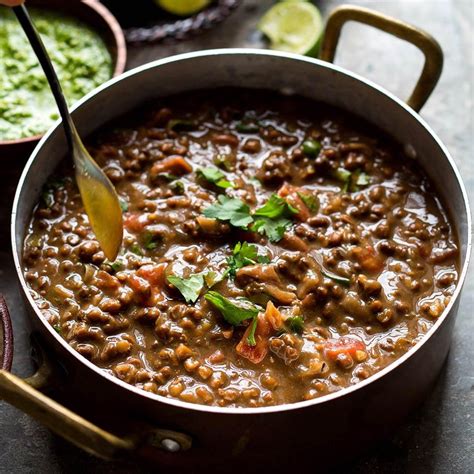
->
167, 119, 197, 132
170, 180, 185, 194
119, 199, 129, 212
205, 290, 261, 323
203, 195, 253, 229
226, 241, 270, 278
254, 194, 298, 219
198, 166, 235, 189
285, 316, 305, 334
302, 139, 321, 157
167, 273, 206, 304
236, 121, 260, 134
40, 178, 65, 208
129, 244, 143, 256
252, 217, 292, 242
333, 167, 352, 192
53, 324, 62, 334
297, 192, 319, 213
110, 260, 124, 273
213, 154, 233, 171
321, 269, 351, 287
247, 316, 259, 346
142, 232, 160, 250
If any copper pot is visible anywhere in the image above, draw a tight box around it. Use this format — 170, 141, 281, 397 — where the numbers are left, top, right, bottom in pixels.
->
1, 6, 471, 470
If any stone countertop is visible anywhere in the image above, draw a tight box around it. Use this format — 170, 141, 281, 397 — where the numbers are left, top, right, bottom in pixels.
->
0, 0, 472, 472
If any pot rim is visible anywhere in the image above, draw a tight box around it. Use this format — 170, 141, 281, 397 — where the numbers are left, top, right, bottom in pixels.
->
11, 48, 472, 415
0, 0, 127, 147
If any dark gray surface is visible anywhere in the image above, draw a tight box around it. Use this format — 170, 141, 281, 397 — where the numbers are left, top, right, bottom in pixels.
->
0, 0, 472, 472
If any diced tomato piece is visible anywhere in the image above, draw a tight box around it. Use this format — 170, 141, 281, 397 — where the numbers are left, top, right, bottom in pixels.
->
127, 274, 152, 302
236, 301, 283, 364
352, 245, 384, 273
277, 183, 312, 221
150, 155, 192, 177
323, 336, 366, 362
137, 263, 167, 288
95, 270, 120, 291
124, 213, 149, 233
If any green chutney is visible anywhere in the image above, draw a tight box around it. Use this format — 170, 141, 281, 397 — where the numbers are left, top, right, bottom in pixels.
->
0, 7, 112, 141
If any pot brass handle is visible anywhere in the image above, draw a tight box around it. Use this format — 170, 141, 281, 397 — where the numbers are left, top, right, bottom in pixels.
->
0, 294, 191, 459
319, 5, 443, 112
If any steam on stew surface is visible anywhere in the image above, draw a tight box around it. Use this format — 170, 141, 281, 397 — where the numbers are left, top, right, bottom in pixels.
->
23, 89, 459, 407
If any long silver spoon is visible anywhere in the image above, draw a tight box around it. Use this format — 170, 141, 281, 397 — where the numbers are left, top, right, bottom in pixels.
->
13, 4, 123, 261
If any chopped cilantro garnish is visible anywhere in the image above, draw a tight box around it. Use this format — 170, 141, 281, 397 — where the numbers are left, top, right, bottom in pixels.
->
247, 316, 259, 346
198, 166, 235, 189
129, 244, 143, 256
40, 177, 66, 208
53, 324, 62, 334
203, 195, 253, 229
254, 194, 298, 219
302, 139, 321, 157
236, 121, 259, 134
297, 192, 319, 213
119, 199, 128, 212
333, 167, 352, 192
159, 173, 180, 181
285, 316, 305, 334
110, 260, 124, 273
214, 154, 233, 171
142, 232, 160, 250
321, 269, 351, 287
226, 242, 270, 278
170, 180, 185, 194
167, 273, 205, 303
351, 170, 370, 191
252, 217, 292, 242
167, 119, 197, 132
205, 291, 261, 325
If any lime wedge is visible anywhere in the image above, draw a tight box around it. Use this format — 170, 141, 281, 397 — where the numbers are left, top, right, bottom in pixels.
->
156, 0, 212, 16
258, 1, 324, 56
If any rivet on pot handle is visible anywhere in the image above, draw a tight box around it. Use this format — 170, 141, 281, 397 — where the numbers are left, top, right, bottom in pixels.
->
319, 5, 444, 112
0, 294, 191, 459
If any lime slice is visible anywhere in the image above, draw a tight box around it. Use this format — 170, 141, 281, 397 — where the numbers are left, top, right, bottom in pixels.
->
156, 0, 212, 16
258, 1, 324, 56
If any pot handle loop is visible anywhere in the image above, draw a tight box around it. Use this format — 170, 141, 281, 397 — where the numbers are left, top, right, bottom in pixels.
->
0, 294, 191, 459
0, 369, 136, 459
319, 5, 443, 112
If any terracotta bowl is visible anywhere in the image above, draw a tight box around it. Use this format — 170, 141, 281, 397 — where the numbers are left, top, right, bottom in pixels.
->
0, 0, 127, 160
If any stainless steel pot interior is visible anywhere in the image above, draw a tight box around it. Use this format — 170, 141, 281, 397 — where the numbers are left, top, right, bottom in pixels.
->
11, 49, 472, 417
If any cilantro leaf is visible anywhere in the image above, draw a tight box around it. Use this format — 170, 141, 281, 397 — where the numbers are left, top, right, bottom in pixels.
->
203, 196, 253, 229
119, 199, 129, 212
236, 121, 260, 134
351, 170, 370, 192
167, 273, 205, 303
129, 244, 143, 256
252, 217, 292, 242
167, 119, 197, 132
321, 269, 351, 287
226, 241, 270, 278
285, 316, 305, 334
302, 139, 321, 157
204, 291, 261, 325
297, 192, 319, 213
247, 316, 259, 346
254, 194, 298, 219
333, 167, 352, 192
142, 232, 160, 250
198, 166, 235, 189
40, 177, 66, 208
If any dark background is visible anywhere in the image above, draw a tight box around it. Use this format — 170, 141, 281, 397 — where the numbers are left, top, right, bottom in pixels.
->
0, 1, 472, 472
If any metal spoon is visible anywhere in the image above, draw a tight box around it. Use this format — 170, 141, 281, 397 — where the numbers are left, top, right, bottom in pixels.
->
13, 5, 123, 261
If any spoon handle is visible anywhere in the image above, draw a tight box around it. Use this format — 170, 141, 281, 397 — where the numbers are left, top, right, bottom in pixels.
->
13, 5, 75, 153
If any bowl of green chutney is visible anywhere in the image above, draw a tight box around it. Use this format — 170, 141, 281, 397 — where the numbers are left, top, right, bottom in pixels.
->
0, 0, 127, 157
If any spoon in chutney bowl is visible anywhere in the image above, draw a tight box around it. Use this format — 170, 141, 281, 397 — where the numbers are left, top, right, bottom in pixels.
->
12, 4, 123, 261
